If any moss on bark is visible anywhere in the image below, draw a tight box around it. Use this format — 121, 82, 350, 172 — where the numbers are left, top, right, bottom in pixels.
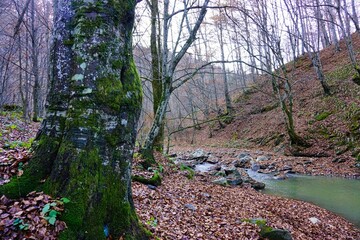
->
132, 171, 162, 186
1, 0, 148, 239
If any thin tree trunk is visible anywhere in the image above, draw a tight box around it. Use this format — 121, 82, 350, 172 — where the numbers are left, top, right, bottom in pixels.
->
31, 0, 40, 122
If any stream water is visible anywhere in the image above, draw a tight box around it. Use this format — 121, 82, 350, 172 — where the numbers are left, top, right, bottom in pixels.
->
247, 170, 360, 228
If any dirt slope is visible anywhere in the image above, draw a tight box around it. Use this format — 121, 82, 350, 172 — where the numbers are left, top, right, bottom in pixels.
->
174, 33, 360, 178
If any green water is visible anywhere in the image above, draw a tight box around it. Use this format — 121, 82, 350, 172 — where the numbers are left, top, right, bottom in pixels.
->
248, 171, 360, 228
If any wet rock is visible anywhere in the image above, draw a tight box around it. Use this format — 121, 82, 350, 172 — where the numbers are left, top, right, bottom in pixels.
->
212, 177, 228, 186
251, 181, 265, 190
274, 173, 287, 180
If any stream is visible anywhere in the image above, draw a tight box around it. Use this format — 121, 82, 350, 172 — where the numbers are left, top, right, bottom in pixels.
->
247, 170, 360, 228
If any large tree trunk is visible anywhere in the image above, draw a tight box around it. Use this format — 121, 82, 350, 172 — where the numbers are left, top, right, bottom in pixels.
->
0, 0, 148, 239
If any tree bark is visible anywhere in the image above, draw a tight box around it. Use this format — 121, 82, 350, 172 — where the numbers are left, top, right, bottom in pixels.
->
0, 0, 148, 239
149, 0, 164, 152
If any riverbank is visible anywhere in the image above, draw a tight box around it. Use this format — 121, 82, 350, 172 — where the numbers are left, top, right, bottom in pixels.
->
132, 152, 360, 239
171, 145, 360, 179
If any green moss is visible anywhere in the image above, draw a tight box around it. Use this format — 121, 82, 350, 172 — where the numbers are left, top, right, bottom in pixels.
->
132, 171, 162, 186
0, 134, 60, 198
314, 111, 332, 121
325, 64, 353, 83
139, 148, 156, 169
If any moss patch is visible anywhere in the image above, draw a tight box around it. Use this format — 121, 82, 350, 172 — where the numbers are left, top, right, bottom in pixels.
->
314, 111, 332, 121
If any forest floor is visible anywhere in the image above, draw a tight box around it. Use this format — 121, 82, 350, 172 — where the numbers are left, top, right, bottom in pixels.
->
0, 112, 359, 239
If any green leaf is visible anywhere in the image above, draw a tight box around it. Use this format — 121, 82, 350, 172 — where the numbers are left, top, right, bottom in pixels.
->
13, 218, 22, 226
19, 224, 29, 230
50, 202, 57, 207
60, 197, 71, 203
48, 217, 56, 225
41, 203, 50, 215
48, 210, 58, 218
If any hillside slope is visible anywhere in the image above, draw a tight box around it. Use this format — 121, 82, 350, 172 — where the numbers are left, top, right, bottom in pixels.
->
174, 33, 360, 178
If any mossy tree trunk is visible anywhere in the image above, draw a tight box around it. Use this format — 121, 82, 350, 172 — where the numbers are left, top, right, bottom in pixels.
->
149, 0, 164, 153
0, 0, 148, 239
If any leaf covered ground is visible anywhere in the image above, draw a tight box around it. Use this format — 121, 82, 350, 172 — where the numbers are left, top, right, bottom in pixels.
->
133, 152, 360, 240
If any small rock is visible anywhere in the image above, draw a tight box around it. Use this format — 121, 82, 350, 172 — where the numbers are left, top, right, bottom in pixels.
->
257, 155, 270, 161
233, 156, 253, 168
262, 229, 293, 240
191, 149, 207, 158
251, 163, 260, 171
237, 152, 250, 159
303, 160, 312, 165
212, 177, 228, 186
282, 165, 292, 171
207, 155, 219, 164
309, 217, 320, 224
184, 204, 197, 211
267, 164, 276, 170
221, 165, 237, 175
332, 158, 346, 163
147, 184, 157, 190
202, 193, 211, 199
